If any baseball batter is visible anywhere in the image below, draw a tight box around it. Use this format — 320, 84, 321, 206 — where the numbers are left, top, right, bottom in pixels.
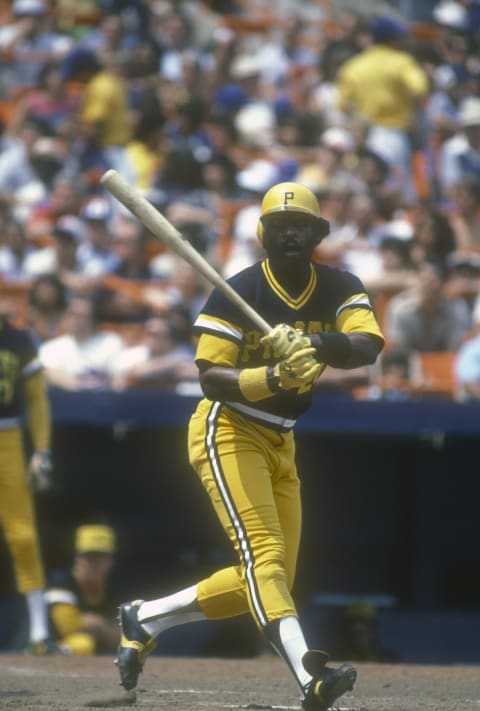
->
0, 315, 59, 653
116, 182, 385, 710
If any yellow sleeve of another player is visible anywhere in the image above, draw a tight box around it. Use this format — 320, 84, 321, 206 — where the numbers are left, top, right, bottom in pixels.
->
23, 371, 51, 450
195, 333, 240, 368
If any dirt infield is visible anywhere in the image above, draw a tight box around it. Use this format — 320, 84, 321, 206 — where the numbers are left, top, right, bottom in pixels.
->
0, 653, 478, 710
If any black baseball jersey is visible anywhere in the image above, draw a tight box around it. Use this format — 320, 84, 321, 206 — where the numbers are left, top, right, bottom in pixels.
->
193, 259, 384, 423
0, 319, 42, 424
45, 567, 118, 621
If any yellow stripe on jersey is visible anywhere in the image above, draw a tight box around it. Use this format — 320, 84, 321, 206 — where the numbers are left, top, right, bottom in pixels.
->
195, 333, 240, 368
194, 314, 244, 342
262, 260, 317, 310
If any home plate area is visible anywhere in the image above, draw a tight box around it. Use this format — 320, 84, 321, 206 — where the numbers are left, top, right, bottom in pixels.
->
0, 654, 478, 710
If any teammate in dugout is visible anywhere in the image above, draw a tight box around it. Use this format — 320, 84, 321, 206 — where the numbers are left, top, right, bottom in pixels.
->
0, 314, 59, 653
115, 182, 385, 710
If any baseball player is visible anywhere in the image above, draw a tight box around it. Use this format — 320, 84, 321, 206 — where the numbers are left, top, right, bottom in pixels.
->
0, 313, 59, 653
115, 182, 385, 709
45, 524, 121, 655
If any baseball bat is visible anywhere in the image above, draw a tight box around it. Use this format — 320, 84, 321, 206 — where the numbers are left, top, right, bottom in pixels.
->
100, 169, 271, 334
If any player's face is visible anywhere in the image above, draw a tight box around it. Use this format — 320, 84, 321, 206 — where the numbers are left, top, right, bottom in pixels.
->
262, 213, 317, 268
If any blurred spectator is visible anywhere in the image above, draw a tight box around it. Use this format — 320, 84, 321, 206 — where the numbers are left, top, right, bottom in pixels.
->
79, 11, 133, 62
23, 214, 85, 286
150, 5, 198, 85
363, 233, 418, 295
39, 294, 124, 390
0, 116, 73, 222
77, 196, 118, 276
45, 524, 121, 655
124, 109, 166, 192
60, 46, 134, 179
0, 218, 36, 282
314, 175, 359, 267
367, 349, 415, 401
309, 8, 370, 127
111, 313, 197, 392
296, 126, 359, 196
438, 96, 480, 198
336, 14, 429, 205
352, 146, 402, 220
447, 176, 480, 256
97, 215, 155, 323
28, 174, 84, 238
425, 63, 474, 137
27, 273, 68, 343
159, 258, 211, 322
385, 258, 472, 352
444, 252, 480, 318
0, 0, 73, 96
11, 60, 80, 137
320, 192, 385, 279
409, 205, 456, 269
221, 202, 264, 279
454, 297, 480, 400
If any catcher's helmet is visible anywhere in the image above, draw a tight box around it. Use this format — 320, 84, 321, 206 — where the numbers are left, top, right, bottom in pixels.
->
257, 182, 330, 243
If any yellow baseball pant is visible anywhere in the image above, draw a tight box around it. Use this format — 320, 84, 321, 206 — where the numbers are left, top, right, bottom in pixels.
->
188, 399, 301, 630
0, 429, 45, 592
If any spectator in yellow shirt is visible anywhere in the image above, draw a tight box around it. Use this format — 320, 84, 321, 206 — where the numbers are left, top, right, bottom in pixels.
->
336, 15, 429, 205
60, 46, 134, 179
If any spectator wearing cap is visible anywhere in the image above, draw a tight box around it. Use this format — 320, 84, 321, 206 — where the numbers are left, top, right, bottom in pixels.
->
45, 524, 122, 655
0, 0, 73, 95
438, 96, 480, 199
60, 46, 134, 180
336, 14, 429, 205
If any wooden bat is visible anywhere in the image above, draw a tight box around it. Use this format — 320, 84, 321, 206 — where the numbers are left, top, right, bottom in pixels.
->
100, 169, 271, 334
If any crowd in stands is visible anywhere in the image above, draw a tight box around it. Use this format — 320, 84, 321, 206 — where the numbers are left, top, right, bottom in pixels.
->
1, 0, 480, 401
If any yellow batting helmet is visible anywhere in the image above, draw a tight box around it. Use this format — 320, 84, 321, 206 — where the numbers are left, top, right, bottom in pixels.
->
256, 182, 330, 243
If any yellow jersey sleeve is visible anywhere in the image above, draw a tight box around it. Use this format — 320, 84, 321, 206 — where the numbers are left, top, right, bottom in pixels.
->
195, 333, 240, 368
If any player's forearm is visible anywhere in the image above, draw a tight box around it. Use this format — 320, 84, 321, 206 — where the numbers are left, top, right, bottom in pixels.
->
199, 365, 243, 401
23, 372, 51, 450
309, 332, 384, 369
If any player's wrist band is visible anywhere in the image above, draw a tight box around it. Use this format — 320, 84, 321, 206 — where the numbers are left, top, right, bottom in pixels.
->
239, 367, 277, 401
266, 365, 281, 393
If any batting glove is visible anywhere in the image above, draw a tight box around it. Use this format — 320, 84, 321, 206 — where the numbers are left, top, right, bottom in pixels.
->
274, 346, 322, 390
261, 323, 310, 358
28, 449, 53, 493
